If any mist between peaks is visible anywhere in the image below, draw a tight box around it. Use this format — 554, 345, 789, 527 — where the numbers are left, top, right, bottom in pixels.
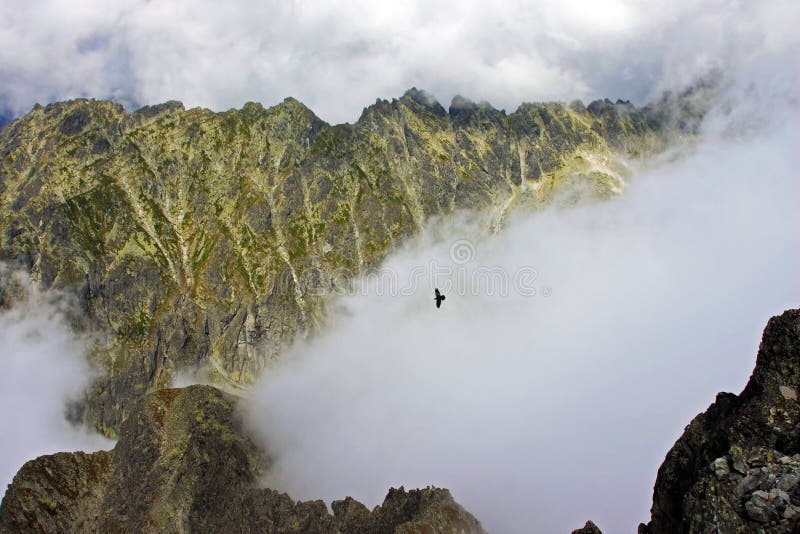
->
257, 237, 549, 299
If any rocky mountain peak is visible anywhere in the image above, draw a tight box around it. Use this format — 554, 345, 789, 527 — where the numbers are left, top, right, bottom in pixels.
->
639, 308, 800, 533
0, 385, 485, 533
399, 87, 448, 117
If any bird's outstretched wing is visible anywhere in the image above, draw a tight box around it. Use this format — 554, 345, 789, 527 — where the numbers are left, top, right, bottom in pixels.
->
434, 288, 446, 308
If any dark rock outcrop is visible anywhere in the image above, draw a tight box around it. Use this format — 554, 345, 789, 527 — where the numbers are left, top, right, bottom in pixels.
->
331, 487, 484, 534
0, 385, 484, 533
639, 308, 800, 533
0, 451, 112, 532
571, 519, 603, 533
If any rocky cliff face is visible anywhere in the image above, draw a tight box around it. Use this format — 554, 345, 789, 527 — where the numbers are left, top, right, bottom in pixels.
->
0, 385, 485, 534
639, 308, 800, 533
0, 88, 703, 435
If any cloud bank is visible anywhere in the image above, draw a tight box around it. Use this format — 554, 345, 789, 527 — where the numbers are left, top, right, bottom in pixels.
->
0, 269, 112, 496
247, 68, 800, 531
1, 0, 798, 123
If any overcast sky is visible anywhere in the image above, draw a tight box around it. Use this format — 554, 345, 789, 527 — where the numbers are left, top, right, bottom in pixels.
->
1, 0, 798, 123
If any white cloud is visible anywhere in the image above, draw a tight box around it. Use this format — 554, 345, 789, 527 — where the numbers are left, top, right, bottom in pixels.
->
1, 0, 798, 122
0, 269, 113, 495
246, 71, 800, 531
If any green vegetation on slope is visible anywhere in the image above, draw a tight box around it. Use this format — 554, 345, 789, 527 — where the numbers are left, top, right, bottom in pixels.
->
0, 87, 708, 433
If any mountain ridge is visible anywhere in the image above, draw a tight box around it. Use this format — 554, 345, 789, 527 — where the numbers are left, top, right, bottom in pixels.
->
0, 86, 708, 434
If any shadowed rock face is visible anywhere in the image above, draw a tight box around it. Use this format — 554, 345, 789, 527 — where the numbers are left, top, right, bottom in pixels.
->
0, 88, 707, 434
0, 451, 112, 533
639, 309, 800, 534
0, 385, 485, 534
571, 520, 603, 534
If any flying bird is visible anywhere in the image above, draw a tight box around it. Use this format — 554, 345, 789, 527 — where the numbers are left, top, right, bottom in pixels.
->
434, 288, 446, 309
